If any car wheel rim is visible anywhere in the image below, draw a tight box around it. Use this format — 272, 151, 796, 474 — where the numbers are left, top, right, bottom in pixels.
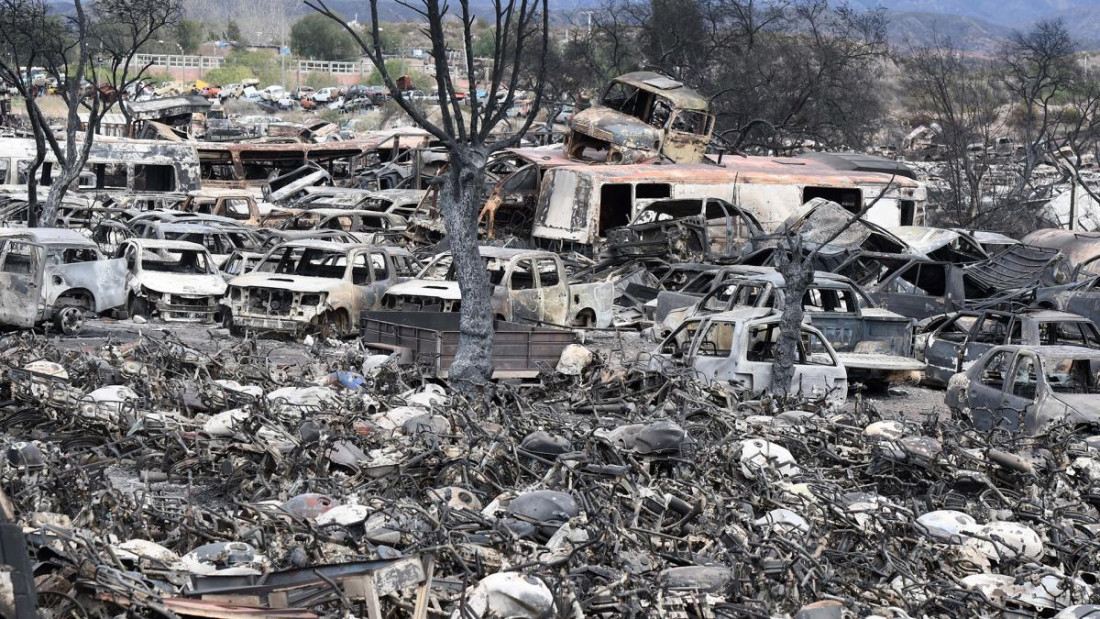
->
61, 308, 83, 335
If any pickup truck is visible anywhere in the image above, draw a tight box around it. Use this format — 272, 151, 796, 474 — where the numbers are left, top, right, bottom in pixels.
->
0, 228, 127, 334
662, 269, 924, 381
381, 247, 614, 328
361, 311, 576, 379
651, 308, 848, 405
223, 241, 416, 337
180, 190, 290, 227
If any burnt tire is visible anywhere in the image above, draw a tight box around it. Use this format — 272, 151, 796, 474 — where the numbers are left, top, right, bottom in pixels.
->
53, 306, 84, 336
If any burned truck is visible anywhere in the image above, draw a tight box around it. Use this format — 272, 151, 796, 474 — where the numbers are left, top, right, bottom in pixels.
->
382, 247, 614, 328
604, 198, 764, 263
565, 71, 715, 164
224, 241, 414, 337
0, 228, 127, 334
660, 270, 924, 382
652, 308, 848, 405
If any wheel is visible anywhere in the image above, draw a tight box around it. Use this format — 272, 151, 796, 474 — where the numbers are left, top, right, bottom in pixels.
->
128, 294, 149, 319
53, 306, 84, 335
316, 310, 351, 339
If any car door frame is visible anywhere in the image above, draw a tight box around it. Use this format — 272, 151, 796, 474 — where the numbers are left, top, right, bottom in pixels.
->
0, 238, 44, 328
1001, 350, 1041, 434
504, 256, 542, 323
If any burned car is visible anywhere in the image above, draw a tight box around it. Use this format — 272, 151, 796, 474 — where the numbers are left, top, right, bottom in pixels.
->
382, 247, 613, 328
915, 309, 1100, 387
945, 345, 1100, 434
224, 241, 411, 336
132, 222, 263, 267
661, 270, 923, 380
566, 71, 714, 164
888, 226, 990, 263
866, 245, 1071, 320
651, 308, 848, 405
0, 228, 127, 334
266, 209, 406, 244
220, 249, 265, 282
603, 198, 763, 263
116, 238, 227, 322
1034, 275, 1100, 327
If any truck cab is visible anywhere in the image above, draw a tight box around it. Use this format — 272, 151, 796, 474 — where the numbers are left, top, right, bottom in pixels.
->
652, 308, 848, 405
0, 228, 127, 334
566, 71, 715, 164
382, 247, 613, 327
225, 241, 410, 337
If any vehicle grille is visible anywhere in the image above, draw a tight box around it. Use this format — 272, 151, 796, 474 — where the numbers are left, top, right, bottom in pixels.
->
247, 288, 295, 316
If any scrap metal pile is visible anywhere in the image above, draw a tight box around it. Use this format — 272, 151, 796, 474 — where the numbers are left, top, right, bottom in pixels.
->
0, 329, 1097, 618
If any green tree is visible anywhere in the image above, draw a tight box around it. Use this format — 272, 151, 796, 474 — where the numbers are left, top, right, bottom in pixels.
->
291, 13, 357, 60
366, 59, 428, 88
226, 19, 244, 44
175, 18, 201, 53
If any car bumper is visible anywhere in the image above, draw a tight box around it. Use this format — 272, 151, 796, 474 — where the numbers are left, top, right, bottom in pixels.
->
155, 297, 221, 323
231, 314, 309, 333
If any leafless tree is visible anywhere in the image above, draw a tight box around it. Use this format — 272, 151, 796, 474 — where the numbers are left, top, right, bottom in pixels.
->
999, 19, 1076, 198
0, 0, 178, 225
771, 180, 894, 398
31, 0, 179, 225
0, 0, 63, 223
904, 35, 1007, 227
92, 0, 182, 126
308, 0, 549, 390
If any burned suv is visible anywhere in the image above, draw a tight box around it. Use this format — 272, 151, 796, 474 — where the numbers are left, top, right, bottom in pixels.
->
223, 241, 413, 337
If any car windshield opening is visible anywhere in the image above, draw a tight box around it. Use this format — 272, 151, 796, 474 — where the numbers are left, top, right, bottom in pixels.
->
143, 249, 212, 274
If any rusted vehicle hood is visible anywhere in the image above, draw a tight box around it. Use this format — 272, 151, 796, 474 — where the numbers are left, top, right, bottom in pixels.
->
569, 107, 661, 152
385, 280, 461, 301
138, 273, 227, 296
229, 272, 344, 294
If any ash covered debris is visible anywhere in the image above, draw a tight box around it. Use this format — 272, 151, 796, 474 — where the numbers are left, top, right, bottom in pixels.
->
0, 326, 1091, 617
3, 55, 1100, 618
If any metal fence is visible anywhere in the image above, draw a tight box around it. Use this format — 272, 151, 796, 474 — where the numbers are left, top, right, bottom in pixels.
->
136, 54, 374, 76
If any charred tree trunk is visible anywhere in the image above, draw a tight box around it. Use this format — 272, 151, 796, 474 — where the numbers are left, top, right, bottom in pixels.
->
442, 146, 494, 390
773, 234, 813, 399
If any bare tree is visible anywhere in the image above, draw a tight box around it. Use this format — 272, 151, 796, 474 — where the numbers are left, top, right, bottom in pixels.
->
0, 0, 178, 225
0, 0, 63, 223
33, 0, 179, 225
93, 0, 183, 127
999, 19, 1076, 199
904, 35, 1007, 227
308, 0, 550, 390
771, 181, 894, 399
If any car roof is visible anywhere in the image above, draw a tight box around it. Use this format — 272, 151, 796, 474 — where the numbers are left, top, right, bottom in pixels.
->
274, 240, 408, 255
698, 307, 779, 323
158, 223, 230, 234
718, 270, 852, 288
129, 238, 210, 253
944, 308, 1095, 323
992, 344, 1100, 360
0, 227, 98, 247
